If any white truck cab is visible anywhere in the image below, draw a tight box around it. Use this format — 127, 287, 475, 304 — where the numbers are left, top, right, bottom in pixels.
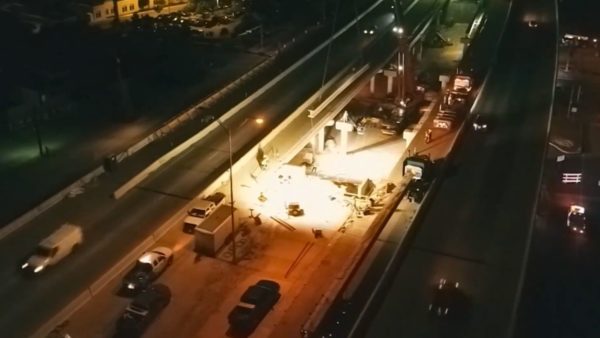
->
183, 199, 217, 233
21, 223, 83, 274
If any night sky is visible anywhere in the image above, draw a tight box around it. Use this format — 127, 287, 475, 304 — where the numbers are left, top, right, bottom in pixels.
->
559, 0, 600, 35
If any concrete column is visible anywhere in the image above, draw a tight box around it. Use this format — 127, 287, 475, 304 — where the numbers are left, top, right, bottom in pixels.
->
340, 129, 348, 155
316, 127, 325, 153
415, 40, 423, 61
369, 76, 376, 93
383, 69, 397, 95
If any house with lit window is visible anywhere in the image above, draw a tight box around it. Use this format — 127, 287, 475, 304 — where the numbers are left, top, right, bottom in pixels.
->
78, 0, 189, 25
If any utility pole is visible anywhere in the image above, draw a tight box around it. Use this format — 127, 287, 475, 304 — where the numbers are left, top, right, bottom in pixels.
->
112, 0, 120, 25
32, 93, 46, 157
259, 25, 264, 49
393, 26, 406, 106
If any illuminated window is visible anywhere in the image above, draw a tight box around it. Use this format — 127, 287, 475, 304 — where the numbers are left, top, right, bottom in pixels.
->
129, 4, 134, 10
122, 6, 127, 12
95, 11, 101, 18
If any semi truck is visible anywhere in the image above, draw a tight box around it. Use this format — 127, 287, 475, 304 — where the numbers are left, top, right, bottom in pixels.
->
194, 205, 237, 256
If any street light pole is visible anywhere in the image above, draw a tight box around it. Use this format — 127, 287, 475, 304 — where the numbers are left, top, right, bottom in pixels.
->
217, 120, 236, 264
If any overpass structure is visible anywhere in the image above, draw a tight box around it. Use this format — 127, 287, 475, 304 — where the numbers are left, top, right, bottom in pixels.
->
0, 1, 463, 337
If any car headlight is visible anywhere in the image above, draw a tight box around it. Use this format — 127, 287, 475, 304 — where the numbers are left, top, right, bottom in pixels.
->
34, 265, 44, 273
21, 262, 29, 269
127, 283, 136, 290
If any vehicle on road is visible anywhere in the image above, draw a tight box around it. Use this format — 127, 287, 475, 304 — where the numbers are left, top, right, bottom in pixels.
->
429, 278, 460, 317
228, 280, 281, 334
363, 25, 378, 35
21, 224, 83, 275
116, 284, 171, 337
567, 205, 587, 234
122, 247, 173, 293
472, 113, 489, 131
528, 20, 539, 28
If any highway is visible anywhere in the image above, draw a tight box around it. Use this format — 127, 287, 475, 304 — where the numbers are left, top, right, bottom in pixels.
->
515, 155, 600, 338
355, 0, 558, 337
0, 1, 441, 336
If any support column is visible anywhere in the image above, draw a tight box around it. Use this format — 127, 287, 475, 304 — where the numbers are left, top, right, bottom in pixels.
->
335, 112, 353, 155
369, 76, 376, 93
340, 129, 348, 155
415, 40, 423, 62
383, 69, 397, 95
316, 127, 325, 153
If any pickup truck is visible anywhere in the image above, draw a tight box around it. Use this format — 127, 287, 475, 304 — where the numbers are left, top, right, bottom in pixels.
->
182, 192, 225, 233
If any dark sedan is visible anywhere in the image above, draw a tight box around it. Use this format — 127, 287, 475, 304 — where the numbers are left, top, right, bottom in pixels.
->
116, 284, 171, 337
228, 280, 281, 334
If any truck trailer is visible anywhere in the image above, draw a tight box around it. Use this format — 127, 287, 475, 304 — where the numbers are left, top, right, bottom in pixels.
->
194, 205, 237, 256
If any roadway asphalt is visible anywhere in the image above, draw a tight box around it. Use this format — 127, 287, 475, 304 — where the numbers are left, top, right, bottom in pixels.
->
358, 0, 558, 337
514, 155, 600, 338
0, 1, 436, 336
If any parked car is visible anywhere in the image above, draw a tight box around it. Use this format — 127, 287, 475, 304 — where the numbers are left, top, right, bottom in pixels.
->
228, 280, 281, 334
567, 205, 587, 234
122, 247, 173, 293
429, 278, 460, 317
116, 284, 171, 337
21, 224, 83, 275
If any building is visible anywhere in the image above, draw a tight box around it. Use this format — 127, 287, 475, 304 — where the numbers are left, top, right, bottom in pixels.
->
79, 0, 189, 26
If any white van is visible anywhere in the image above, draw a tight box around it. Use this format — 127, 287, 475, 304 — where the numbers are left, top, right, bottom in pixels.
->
21, 223, 83, 274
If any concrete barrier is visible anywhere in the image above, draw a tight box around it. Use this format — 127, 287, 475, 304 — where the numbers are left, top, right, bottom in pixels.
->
29, 290, 92, 338
0, 166, 105, 241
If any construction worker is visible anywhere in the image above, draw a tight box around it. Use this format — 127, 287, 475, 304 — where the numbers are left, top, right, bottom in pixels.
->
425, 129, 433, 144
